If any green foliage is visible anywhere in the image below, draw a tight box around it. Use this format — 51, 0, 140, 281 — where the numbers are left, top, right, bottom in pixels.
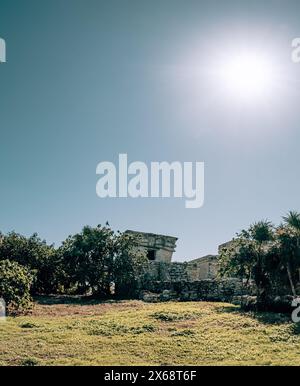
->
219, 213, 300, 304
0, 260, 34, 313
219, 220, 274, 284
151, 311, 201, 322
21, 358, 39, 366
0, 232, 61, 294
59, 225, 147, 298
283, 211, 300, 231
0, 225, 147, 301
248, 221, 274, 243
272, 224, 300, 296
60, 225, 116, 297
219, 238, 257, 281
113, 232, 147, 298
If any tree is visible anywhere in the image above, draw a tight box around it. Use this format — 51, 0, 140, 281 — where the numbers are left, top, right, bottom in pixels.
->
0, 232, 60, 294
0, 260, 34, 314
219, 214, 300, 305
34, 249, 65, 294
277, 211, 300, 296
283, 210, 300, 231
113, 232, 147, 298
219, 220, 275, 306
60, 225, 115, 297
248, 220, 274, 243
59, 226, 148, 299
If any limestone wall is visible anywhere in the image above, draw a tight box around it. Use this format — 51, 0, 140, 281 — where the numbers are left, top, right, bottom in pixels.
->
137, 260, 252, 303
125, 230, 178, 263
140, 279, 248, 303
143, 259, 219, 283
154, 249, 174, 263
187, 256, 219, 280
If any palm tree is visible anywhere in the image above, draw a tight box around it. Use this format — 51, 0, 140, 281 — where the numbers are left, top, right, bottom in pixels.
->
281, 211, 300, 296
248, 221, 274, 304
249, 220, 274, 244
283, 211, 300, 231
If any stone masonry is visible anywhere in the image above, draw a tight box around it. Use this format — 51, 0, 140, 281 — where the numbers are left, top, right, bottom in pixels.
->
125, 230, 178, 262
126, 230, 246, 302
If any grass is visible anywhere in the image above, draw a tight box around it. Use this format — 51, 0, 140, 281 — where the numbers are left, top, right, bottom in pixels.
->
1, 297, 300, 366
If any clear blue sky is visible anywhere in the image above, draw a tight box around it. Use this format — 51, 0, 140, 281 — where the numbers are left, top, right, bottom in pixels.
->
1, 0, 300, 261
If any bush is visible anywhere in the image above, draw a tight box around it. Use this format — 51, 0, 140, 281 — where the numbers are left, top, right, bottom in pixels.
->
113, 232, 147, 298
60, 226, 147, 298
0, 260, 34, 314
0, 226, 148, 300
60, 225, 116, 297
0, 232, 61, 295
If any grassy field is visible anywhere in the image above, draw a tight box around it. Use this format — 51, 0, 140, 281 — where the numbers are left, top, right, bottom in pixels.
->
0, 298, 300, 366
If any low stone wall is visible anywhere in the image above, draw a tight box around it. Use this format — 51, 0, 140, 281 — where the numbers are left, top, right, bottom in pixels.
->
144, 262, 189, 282
139, 279, 248, 303
143, 260, 219, 283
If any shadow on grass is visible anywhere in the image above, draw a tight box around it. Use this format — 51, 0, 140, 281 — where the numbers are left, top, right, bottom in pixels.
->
216, 304, 291, 326
33, 295, 121, 306
290, 323, 300, 335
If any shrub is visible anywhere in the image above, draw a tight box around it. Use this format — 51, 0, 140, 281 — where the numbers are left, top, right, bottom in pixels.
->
60, 225, 147, 298
0, 260, 34, 314
151, 311, 200, 322
21, 358, 39, 366
113, 232, 147, 298
0, 232, 61, 295
60, 225, 116, 297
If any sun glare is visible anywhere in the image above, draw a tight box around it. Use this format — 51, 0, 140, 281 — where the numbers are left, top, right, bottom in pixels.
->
220, 53, 274, 99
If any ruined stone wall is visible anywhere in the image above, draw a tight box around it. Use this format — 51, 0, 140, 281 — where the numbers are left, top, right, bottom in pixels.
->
144, 262, 189, 282
187, 257, 219, 280
143, 260, 219, 283
126, 230, 177, 263
154, 249, 174, 263
140, 279, 248, 303
138, 261, 250, 303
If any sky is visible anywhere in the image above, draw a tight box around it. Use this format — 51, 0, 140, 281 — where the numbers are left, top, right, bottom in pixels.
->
1, 0, 300, 261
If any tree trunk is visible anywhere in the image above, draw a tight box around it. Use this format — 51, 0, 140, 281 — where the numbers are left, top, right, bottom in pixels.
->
287, 262, 296, 296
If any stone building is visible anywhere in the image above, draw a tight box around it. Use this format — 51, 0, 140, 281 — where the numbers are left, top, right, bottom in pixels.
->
124, 230, 248, 302
125, 230, 178, 263
187, 255, 219, 280
126, 229, 220, 280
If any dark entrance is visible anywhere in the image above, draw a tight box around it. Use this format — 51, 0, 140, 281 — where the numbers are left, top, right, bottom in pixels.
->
147, 250, 156, 261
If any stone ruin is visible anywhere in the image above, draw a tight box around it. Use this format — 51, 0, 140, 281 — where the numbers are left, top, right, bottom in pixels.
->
126, 229, 220, 280
125, 230, 245, 302
125, 231, 300, 310
125, 230, 178, 262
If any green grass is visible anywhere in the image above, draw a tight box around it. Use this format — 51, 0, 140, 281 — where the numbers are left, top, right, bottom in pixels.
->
1, 298, 300, 366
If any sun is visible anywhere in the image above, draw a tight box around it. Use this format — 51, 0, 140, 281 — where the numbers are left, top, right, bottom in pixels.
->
220, 53, 273, 99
